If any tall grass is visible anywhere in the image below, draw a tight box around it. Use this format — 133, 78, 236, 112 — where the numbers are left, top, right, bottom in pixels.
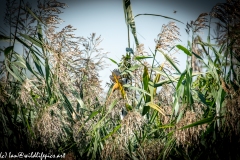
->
0, 0, 239, 159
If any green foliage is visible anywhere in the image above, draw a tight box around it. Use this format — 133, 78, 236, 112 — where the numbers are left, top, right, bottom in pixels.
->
0, 0, 240, 159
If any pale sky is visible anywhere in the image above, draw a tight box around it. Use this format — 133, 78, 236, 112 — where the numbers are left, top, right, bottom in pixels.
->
0, 0, 225, 89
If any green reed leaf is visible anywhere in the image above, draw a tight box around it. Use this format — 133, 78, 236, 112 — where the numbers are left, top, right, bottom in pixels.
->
176, 45, 192, 56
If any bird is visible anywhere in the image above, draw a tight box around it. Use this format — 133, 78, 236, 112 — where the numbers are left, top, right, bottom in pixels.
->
106, 69, 127, 103
120, 108, 128, 120
173, 10, 177, 14
109, 69, 121, 82
109, 69, 122, 91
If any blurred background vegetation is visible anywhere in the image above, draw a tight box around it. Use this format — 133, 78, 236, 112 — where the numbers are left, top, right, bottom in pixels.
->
0, 0, 240, 159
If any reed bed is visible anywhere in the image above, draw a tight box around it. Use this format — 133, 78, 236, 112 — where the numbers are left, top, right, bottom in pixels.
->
0, 0, 239, 159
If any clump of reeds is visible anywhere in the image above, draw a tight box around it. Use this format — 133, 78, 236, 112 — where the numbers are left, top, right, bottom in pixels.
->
121, 111, 145, 138
210, 0, 240, 136
156, 84, 175, 106
211, 0, 240, 45
101, 138, 126, 160
174, 104, 207, 148
133, 43, 151, 82
186, 12, 208, 72
0, 82, 9, 104
101, 111, 145, 159
155, 21, 180, 51
159, 102, 207, 148
33, 103, 69, 148
225, 89, 240, 136
1, 0, 109, 154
